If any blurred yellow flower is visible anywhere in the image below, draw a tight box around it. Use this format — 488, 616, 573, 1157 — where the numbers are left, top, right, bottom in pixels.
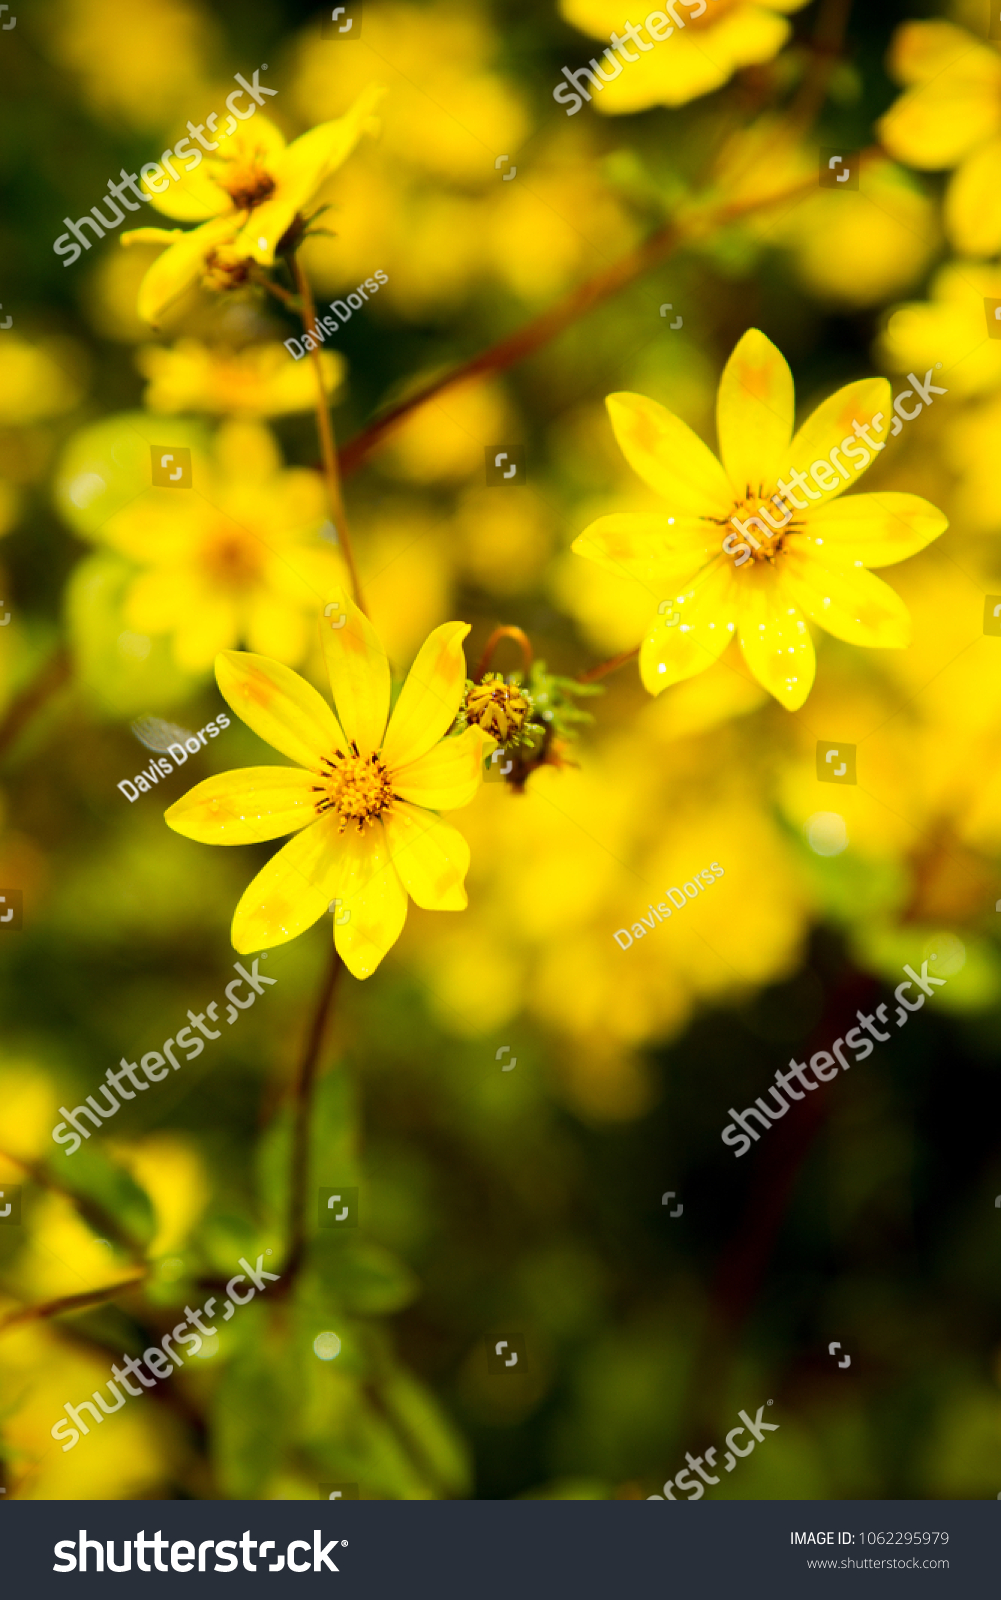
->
879, 262, 1001, 399
0, 336, 85, 425
942, 393, 1001, 534
45, 0, 211, 131
557, 0, 810, 112
137, 338, 345, 415
291, 1, 527, 183
355, 508, 454, 664
878, 21, 1001, 256
412, 710, 809, 1116
0, 1063, 60, 1163
1, 1323, 171, 1500
454, 486, 556, 596
294, 3, 640, 316
83, 419, 345, 671
482, 141, 642, 301
165, 594, 489, 978
766, 159, 938, 310
709, 123, 938, 308
378, 382, 512, 483
122, 94, 382, 323
572, 329, 948, 709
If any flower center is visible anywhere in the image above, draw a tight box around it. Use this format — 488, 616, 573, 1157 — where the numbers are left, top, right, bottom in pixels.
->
220, 161, 276, 210
714, 486, 806, 569
464, 676, 532, 742
201, 245, 253, 293
313, 749, 395, 832
202, 527, 262, 588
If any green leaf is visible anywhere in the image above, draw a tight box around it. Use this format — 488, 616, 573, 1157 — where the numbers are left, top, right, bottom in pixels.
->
375, 1363, 471, 1496
309, 1237, 419, 1316
57, 1142, 156, 1251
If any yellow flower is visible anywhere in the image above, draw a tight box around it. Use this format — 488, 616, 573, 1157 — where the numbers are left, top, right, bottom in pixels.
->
706, 125, 938, 309
557, 0, 809, 112
84, 418, 345, 671
137, 338, 345, 416
878, 21, 1001, 256
942, 392, 1001, 535
122, 91, 382, 323
571, 329, 948, 710
0, 335, 86, 425
46, 0, 210, 132
165, 594, 489, 978
879, 262, 1001, 400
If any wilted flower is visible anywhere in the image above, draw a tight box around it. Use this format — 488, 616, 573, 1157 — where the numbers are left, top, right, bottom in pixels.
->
462, 675, 534, 744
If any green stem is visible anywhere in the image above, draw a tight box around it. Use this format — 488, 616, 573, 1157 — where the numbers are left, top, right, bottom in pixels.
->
276, 946, 343, 1296
289, 254, 368, 615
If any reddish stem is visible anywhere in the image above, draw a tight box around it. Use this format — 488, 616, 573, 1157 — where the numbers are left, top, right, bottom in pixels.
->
474, 625, 533, 682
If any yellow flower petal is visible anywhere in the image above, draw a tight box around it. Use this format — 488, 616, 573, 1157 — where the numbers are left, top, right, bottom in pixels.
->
605, 393, 733, 517
779, 378, 891, 500
571, 513, 718, 587
702, 4, 795, 72
170, 592, 241, 672
120, 227, 185, 246
879, 22, 1001, 168
231, 812, 348, 952
558, 1, 802, 112
216, 650, 347, 769
798, 492, 948, 567
716, 328, 794, 496
125, 214, 244, 325
165, 767, 317, 844
384, 801, 469, 911
238, 87, 385, 265
737, 573, 815, 709
392, 726, 487, 810
380, 621, 470, 771
320, 589, 391, 756
887, 18, 989, 87
947, 136, 1001, 257
124, 566, 203, 630
144, 169, 234, 222
332, 822, 408, 979
638, 557, 736, 696
780, 549, 912, 649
